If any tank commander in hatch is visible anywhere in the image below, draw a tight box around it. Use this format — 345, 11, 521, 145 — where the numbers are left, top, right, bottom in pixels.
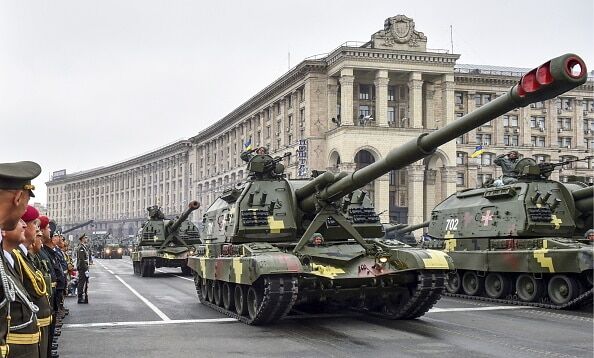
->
493, 150, 520, 186
240, 146, 268, 163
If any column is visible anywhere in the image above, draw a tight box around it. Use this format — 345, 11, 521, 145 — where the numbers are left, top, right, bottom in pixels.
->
441, 74, 455, 126
408, 72, 423, 128
425, 84, 435, 129
374, 174, 390, 222
374, 70, 389, 127
575, 97, 585, 149
339, 68, 354, 126
406, 165, 425, 226
328, 77, 339, 127
442, 166, 458, 197
424, 169, 436, 219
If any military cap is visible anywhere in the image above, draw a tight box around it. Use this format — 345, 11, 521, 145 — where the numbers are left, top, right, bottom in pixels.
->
78, 233, 87, 241
0, 161, 41, 197
21, 205, 40, 222
38, 215, 50, 229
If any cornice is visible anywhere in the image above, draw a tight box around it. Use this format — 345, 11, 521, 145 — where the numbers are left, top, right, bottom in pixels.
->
189, 60, 327, 145
47, 140, 192, 185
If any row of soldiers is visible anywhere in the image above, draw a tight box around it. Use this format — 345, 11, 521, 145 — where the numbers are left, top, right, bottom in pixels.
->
1, 161, 90, 358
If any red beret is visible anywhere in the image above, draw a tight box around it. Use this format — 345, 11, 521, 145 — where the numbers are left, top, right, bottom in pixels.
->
21, 205, 40, 223
38, 215, 50, 229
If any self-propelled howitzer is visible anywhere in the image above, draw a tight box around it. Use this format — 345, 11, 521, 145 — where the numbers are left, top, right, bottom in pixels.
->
188, 53, 588, 324
426, 158, 593, 307
132, 201, 201, 277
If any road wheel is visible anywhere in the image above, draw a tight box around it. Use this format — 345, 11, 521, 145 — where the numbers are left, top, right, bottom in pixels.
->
247, 286, 262, 321
547, 275, 579, 306
222, 282, 235, 311
462, 271, 484, 296
132, 261, 139, 275
515, 274, 545, 302
213, 281, 223, 306
206, 280, 214, 303
445, 271, 462, 294
181, 265, 192, 276
140, 260, 148, 277
234, 285, 247, 316
194, 276, 205, 302
485, 273, 512, 299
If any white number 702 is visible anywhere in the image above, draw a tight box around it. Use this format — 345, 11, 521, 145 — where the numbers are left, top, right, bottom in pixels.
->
445, 218, 459, 231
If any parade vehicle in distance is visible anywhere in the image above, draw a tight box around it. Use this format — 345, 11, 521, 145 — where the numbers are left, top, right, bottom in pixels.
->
186, 53, 588, 325
425, 155, 593, 308
132, 202, 201, 277
100, 243, 124, 259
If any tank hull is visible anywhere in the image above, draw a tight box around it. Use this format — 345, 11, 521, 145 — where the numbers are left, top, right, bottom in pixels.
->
187, 242, 452, 325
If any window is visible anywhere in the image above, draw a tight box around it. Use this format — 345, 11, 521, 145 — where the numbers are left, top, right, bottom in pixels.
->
475, 93, 492, 106
534, 101, 545, 109
557, 117, 572, 130
480, 153, 493, 165
534, 155, 548, 164
455, 92, 463, 105
477, 173, 493, 184
503, 115, 518, 127
561, 98, 572, 111
359, 84, 372, 100
558, 137, 572, 148
504, 135, 519, 146
456, 173, 465, 186
388, 86, 395, 101
287, 94, 292, 109
359, 105, 370, 118
530, 116, 546, 129
288, 115, 293, 129
456, 136, 466, 144
531, 136, 546, 147
476, 134, 491, 145
387, 107, 396, 124
266, 126, 270, 139
456, 152, 466, 165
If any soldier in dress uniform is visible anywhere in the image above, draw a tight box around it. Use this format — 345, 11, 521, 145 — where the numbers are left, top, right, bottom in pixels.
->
40, 228, 63, 358
76, 234, 90, 304
0, 160, 42, 358
14, 206, 52, 358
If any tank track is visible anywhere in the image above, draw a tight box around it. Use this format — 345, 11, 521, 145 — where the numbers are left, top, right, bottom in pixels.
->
444, 288, 593, 310
363, 270, 446, 319
194, 275, 298, 325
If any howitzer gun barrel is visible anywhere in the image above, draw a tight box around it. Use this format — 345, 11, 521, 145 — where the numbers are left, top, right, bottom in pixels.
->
573, 186, 593, 214
167, 201, 200, 234
394, 220, 430, 235
299, 54, 588, 213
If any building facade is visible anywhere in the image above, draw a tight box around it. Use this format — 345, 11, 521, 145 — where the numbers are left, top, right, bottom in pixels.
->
47, 15, 594, 237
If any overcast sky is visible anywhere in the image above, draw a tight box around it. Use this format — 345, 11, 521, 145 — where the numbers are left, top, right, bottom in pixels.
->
1, 0, 593, 205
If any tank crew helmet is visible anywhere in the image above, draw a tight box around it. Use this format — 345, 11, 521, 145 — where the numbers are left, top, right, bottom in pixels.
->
0, 161, 41, 197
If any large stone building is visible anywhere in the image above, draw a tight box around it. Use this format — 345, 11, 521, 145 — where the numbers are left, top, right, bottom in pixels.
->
47, 15, 594, 237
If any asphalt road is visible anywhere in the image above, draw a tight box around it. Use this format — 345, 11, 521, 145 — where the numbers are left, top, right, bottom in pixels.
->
59, 258, 594, 358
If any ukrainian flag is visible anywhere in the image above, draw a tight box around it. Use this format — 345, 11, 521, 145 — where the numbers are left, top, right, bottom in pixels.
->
244, 139, 252, 151
470, 145, 485, 158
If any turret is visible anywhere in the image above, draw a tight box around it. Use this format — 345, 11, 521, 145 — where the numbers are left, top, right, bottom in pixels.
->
297, 54, 588, 214
167, 201, 200, 235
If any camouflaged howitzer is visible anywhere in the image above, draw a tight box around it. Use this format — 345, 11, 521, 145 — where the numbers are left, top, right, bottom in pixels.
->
420, 54, 592, 309
132, 201, 201, 277
383, 221, 430, 245
187, 53, 589, 324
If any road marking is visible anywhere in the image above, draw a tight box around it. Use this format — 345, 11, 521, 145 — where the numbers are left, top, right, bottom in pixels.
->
98, 261, 172, 321
156, 269, 194, 282
64, 318, 237, 329
428, 306, 532, 313
113, 274, 172, 321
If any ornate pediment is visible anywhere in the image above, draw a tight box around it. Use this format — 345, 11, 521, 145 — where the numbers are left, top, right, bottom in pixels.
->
371, 15, 427, 51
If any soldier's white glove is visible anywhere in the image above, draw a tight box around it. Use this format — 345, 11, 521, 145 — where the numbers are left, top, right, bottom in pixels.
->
85, 271, 89, 278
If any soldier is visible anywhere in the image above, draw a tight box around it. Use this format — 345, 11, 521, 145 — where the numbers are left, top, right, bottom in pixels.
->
240, 146, 268, 163
493, 150, 520, 186
15, 206, 52, 358
1, 220, 41, 358
41, 230, 64, 358
76, 234, 90, 304
0, 160, 42, 358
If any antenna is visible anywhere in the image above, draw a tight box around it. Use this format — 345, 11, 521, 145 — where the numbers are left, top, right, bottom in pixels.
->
450, 25, 454, 54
